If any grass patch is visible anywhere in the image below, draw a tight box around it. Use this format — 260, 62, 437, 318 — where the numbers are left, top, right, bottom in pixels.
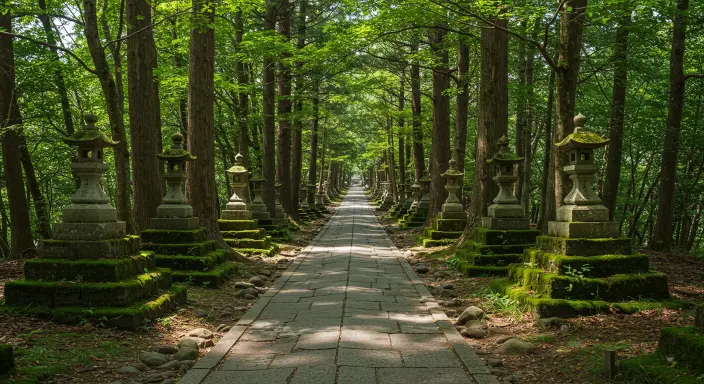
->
483, 292, 525, 320
526, 334, 557, 344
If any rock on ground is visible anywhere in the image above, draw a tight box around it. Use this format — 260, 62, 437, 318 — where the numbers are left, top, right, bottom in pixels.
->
497, 338, 536, 355
173, 347, 199, 361
139, 352, 169, 367
187, 328, 214, 339
177, 339, 199, 350
456, 306, 485, 325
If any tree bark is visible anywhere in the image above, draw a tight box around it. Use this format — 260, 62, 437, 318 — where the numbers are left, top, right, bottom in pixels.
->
428, 27, 451, 218
187, 0, 226, 246
398, 70, 406, 187
521, 23, 540, 217
262, 0, 277, 214
84, 0, 134, 233
308, 81, 319, 202
127, 0, 162, 233
276, 0, 293, 214
37, 0, 75, 135
454, 40, 470, 192
554, 0, 587, 214
410, 43, 425, 181
515, 21, 527, 202
291, 0, 306, 216
651, 0, 689, 250
0, 11, 35, 258
234, 10, 250, 168
387, 118, 398, 201
472, 17, 509, 218
603, 7, 632, 221
538, 33, 559, 232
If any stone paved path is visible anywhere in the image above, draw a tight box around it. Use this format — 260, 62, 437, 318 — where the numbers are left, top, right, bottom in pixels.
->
181, 187, 498, 384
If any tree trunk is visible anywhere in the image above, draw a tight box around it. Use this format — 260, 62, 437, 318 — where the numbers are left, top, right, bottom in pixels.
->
603, 7, 632, 221
187, 0, 227, 247
84, 0, 134, 233
235, 10, 250, 168
515, 21, 527, 202
0, 11, 35, 258
472, 17, 509, 218
308, 81, 319, 202
428, 27, 451, 218
538, 33, 559, 231
127, 0, 162, 233
554, 0, 587, 213
398, 70, 406, 187
454, 40, 470, 192
410, 43, 425, 180
291, 0, 306, 216
276, 0, 293, 214
387, 118, 398, 201
651, 0, 689, 250
521, 23, 539, 217
37, 0, 75, 134
20, 139, 51, 239
262, 0, 277, 214
0, 186, 11, 258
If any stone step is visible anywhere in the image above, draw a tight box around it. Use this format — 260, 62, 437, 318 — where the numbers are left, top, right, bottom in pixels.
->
24, 252, 156, 282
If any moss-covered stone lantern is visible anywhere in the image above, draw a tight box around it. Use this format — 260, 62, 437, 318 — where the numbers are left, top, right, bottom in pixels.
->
273, 182, 287, 225
250, 170, 270, 220
485, 135, 524, 222
550, 113, 617, 238
439, 159, 465, 220
222, 153, 251, 220
409, 178, 422, 212
150, 132, 198, 230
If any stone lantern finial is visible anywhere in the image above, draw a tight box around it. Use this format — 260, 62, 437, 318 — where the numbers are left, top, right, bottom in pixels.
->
573, 113, 586, 132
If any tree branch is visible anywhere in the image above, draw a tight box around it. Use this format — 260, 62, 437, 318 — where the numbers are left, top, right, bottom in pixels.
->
101, 8, 191, 50
684, 73, 704, 82
0, 31, 97, 74
13, 12, 84, 25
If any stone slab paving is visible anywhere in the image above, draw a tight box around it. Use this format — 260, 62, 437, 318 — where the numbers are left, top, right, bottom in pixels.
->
180, 187, 499, 384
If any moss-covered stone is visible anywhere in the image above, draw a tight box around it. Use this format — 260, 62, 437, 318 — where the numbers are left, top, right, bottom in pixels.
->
536, 236, 632, 256
526, 250, 650, 277
420, 238, 457, 248
172, 262, 238, 287
141, 240, 216, 256
140, 228, 207, 244
457, 261, 510, 277
155, 250, 228, 271
4, 270, 172, 307
23, 252, 156, 282
473, 227, 540, 246
459, 252, 523, 267
658, 327, 704, 373
423, 228, 464, 240
217, 219, 258, 231
237, 247, 278, 256
619, 354, 702, 384
225, 237, 272, 249
0, 344, 13, 374
433, 218, 467, 232
39, 236, 140, 260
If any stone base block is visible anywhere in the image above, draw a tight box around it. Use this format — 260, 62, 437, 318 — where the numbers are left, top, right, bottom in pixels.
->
218, 219, 258, 231
523, 249, 650, 277
156, 204, 193, 219
155, 250, 228, 272
141, 228, 207, 244
487, 203, 525, 219
221, 210, 252, 220
252, 211, 271, 221
141, 240, 216, 256
220, 229, 265, 240
38, 236, 139, 260
53, 221, 126, 240
472, 227, 540, 246
548, 221, 619, 239
537, 236, 632, 256
24, 252, 156, 282
150, 217, 199, 230
481, 217, 530, 230
438, 211, 467, 220
656, 327, 704, 372
619, 354, 700, 384
420, 238, 456, 248
556, 204, 609, 222
61, 203, 117, 223
171, 262, 238, 288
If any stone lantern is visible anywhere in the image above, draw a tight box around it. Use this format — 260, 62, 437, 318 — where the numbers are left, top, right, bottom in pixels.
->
250, 171, 270, 220
550, 113, 617, 238
299, 183, 311, 212
417, 172, 431, 213
149, 132, 199, 230
485, 135, 524, 221
222, 153, 251, 220
273, 182, 287, 225
55, 113, 124, 239
439, 159, 465, 220
409, 178, 422, 212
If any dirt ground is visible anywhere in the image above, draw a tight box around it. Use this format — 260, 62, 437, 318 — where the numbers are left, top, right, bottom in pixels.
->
379, 212, 704, 384
0, 213, 331, 384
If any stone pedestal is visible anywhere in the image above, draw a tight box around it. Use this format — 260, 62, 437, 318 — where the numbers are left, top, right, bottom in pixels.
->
376, 181, 395, 211
298, 184, 312, 222
389, 183, 407, 217
488, 115, 670, 318
273, 183, 288, 226
4, 115, 185, 329
398, 174, 430, 229
418, 159, 467, 247
250, 172, 271, 221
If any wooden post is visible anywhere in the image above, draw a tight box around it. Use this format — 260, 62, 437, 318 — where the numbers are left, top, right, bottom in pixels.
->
603, 350, 616, 378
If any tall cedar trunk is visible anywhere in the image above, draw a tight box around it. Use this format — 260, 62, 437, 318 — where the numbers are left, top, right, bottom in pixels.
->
84, 0, 134, 233
554, 0, 587, 214
276, 0, 293, 214
319, 126, 326, 193
291, 0, 306, 215
37, 0, 74, 134
472, 17, 509, 218
0, 12, 35, 257
235, 10, 250, 168
428, 27, 451, 218
398, 71, 406, 186
538, 34, 559, 231
127, 0, 162, 233
262, 0, 277, 214
515, 21, 527, 202
0, 186, 11, 258
454, 40, 469, 192
521, 27, 538, 217
187, 0, 225, 245
387, 118, 397, 201
603, 7, 632, 220
20, 137, 51, 239
410, 43, 425, 180
172, 21, 189, 136
651, 0, 689, 250
308, 81, 319, 202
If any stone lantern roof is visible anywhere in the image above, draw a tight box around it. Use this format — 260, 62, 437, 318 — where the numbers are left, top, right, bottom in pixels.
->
63, 113, 119, 147
226, 153, 248, 175
442, 159, 463, 177
157, 132, 196, 161
487, 135, 522, 165
556, 113, 609, 149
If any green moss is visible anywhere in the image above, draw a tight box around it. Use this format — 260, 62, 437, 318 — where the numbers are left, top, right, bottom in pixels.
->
556, 131, 608, 146
155, 251, 227, 271
422, 228, 463, 240
141, 228, 206, 244
23, 253, 155, 282
457, 261, 509, 277
157, 148, 196, 160
473, 227, 540, 246
421, 238, 457, 248
236, 247, 278, 256
225, 237, 272, 249
536, 236, 632, 256
658, 327, 704, 373
217, 219, 258, 231
527, 251, 650, 277
141, 240, 216, 256
620, 354, 702, 384
172, 262, 238, 288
